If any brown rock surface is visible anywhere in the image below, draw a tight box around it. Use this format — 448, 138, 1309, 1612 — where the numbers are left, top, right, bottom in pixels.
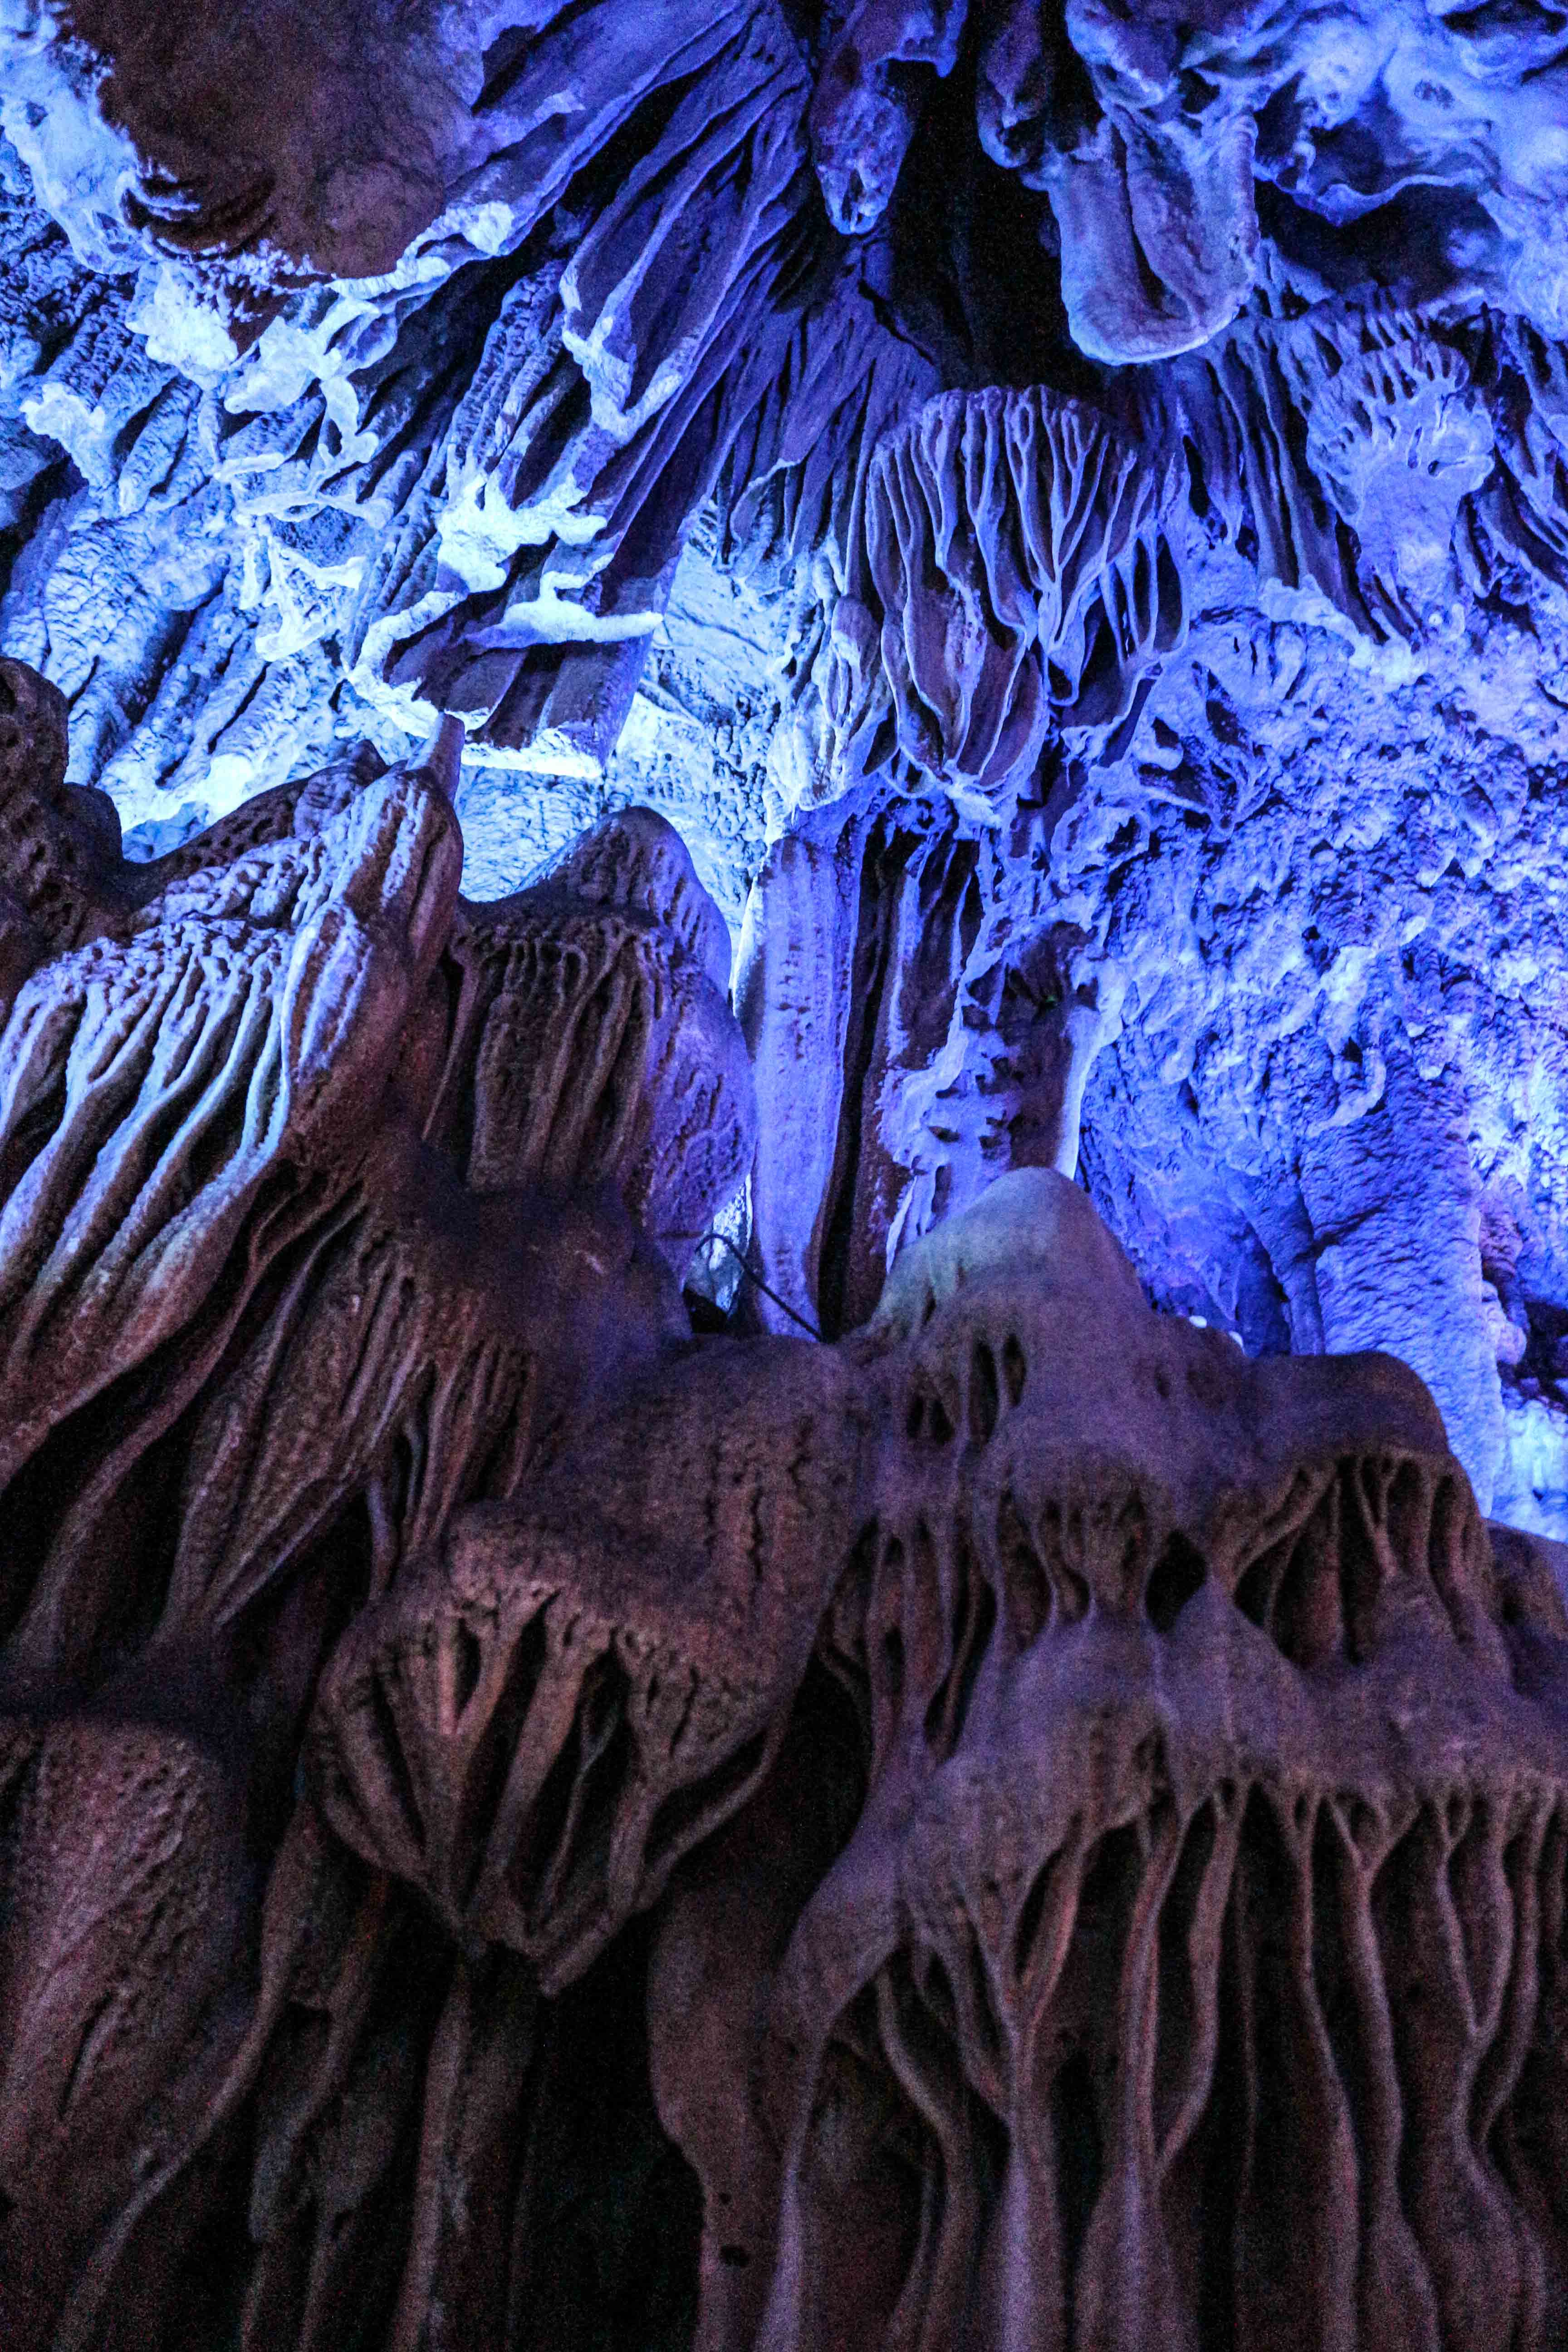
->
1, 670, 1567, 2347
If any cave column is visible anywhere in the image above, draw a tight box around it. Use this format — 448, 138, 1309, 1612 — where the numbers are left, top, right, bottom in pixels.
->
1295, 1053, 1506, 1513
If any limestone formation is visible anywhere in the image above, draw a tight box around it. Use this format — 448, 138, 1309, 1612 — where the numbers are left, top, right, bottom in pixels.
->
1, 644, 1568, 2347
0, 923, 1563, 2352
4, 0, 1568, 2342
710, 1182, 1568, 2352
797, 385, 1186, 812
738, 802, 1120, 1338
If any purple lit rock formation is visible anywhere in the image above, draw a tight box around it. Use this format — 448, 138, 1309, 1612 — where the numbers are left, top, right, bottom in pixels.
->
0, 662, 1567, 2349
5, 0, 1568, 2342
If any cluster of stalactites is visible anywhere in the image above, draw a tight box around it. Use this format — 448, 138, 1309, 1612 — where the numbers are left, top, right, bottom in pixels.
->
782, 382, 1185, 813
5, 0, 1568, 849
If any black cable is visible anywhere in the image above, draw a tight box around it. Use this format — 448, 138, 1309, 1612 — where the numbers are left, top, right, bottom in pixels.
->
687, 1230, 823, 1340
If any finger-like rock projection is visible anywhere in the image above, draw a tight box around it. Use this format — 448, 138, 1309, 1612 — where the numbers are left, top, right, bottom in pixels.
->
802, 386, 1186, 810
977, 0, 1261, 363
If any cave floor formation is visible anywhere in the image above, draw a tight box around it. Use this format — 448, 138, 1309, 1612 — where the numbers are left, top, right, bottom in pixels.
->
4, 1, 1568, 2345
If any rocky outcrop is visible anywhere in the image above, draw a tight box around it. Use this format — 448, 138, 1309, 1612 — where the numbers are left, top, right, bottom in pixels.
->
0, 654, 736, 1695
2, 657, 1567, 2349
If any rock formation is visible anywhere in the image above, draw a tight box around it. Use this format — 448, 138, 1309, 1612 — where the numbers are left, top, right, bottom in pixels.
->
5, 0, 1568, 2340
0, 665, 1564, 2347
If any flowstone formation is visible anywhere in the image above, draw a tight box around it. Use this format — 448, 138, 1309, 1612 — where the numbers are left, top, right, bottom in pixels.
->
7, 0, 1568, 2342
3, 667, 1568, 2350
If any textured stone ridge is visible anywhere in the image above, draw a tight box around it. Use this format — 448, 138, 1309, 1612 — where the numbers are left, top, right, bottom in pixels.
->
1, 657, 1568, 2348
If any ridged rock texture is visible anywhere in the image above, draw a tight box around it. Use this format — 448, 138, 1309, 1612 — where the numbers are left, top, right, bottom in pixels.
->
0, 704, 1567, 2344
0, 664, 1564, 2351
6, 0, 1568, 2344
